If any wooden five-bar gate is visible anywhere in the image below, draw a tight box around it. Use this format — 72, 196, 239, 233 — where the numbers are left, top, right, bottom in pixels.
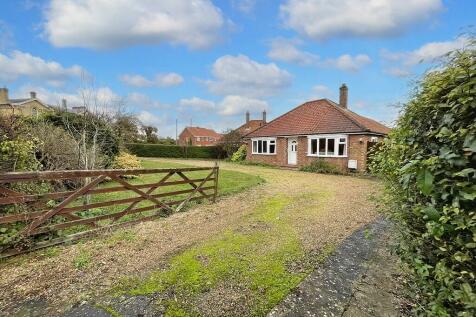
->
0, 165, 219, 257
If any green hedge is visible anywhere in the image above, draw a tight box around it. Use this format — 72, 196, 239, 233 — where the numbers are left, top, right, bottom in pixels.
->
125, 143, 220, 159
370, 45, 476, 315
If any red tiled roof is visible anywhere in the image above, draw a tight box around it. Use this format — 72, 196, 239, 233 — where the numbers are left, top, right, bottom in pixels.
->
184, 127, 222, 138
247, 99, 390, 137
237, 120, 266, 135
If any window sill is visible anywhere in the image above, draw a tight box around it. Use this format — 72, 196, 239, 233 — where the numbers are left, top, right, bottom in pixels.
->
252, 153, 277, 156
307, 154, 348, 158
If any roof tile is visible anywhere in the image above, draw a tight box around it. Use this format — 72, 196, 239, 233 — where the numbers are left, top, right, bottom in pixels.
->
185, 127, 222, 138
247, 99, 390, 137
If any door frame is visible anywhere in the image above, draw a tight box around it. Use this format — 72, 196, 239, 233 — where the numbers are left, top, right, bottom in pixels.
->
287, 137, 298, 165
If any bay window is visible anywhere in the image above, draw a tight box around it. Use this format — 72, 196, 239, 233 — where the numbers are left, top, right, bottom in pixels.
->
308, 135, 347, 157
252, 138, 277, 155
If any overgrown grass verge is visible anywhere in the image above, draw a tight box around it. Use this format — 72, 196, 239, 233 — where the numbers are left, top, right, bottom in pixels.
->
112, 193, 333, 316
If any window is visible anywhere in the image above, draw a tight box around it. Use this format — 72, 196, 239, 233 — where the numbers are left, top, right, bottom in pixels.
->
318, 138, 326, 155
252, 138, 277, 155
270, 140, 276, 153
310, 139, 318, 155
308, 135, 347, 157
32, 107, 38, 118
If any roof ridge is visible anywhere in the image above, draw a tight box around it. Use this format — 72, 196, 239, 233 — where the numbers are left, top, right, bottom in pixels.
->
244, 99, 326, 137
325, 99, 369, 131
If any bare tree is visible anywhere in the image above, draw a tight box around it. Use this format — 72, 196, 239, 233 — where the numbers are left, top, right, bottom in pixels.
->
60, 79, 122, 203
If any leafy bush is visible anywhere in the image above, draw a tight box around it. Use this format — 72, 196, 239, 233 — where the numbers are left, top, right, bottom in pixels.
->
231, 144, 247, 162
125, 143, 219, 159
0, 139, 39, 172
370, 46, 476, 316
111, 152, 141, 170
299, 159, 341, 174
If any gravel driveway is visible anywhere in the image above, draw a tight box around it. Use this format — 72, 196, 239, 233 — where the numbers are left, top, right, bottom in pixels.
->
0, 159, 381, 316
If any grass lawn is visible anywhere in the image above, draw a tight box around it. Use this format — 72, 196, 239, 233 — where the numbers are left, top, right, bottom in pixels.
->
60, 160, 264, 235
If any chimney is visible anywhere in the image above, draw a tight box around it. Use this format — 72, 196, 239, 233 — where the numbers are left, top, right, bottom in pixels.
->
0, 88, 8, 104
61, 99, 67, 110
30, 91, 36, 99
246, 111, 250, 124
339, 84, 348, 109
262, 110, 267, 123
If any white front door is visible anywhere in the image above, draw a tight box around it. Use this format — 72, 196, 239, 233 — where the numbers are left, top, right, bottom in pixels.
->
288, 138, 297, 165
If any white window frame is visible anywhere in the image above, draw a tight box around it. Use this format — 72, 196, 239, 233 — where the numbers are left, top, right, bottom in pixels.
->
251, 137, 277, 155
307, 134, 348, 157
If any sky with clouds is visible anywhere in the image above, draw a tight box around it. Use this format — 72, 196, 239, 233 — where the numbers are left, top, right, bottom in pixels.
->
0, 0, 474, 137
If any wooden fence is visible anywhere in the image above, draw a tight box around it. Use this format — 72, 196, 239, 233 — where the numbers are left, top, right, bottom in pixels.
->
0, 165, 219, 257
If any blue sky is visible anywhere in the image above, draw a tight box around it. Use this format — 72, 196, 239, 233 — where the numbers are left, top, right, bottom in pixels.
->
0, 0, 474, 137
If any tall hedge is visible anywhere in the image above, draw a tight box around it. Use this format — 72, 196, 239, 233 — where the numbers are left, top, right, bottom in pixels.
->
125, 143, 220, 159
370, 47, 476, 315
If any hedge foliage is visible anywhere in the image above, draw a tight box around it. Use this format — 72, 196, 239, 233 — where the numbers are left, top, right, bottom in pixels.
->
370, 46, 476, 316
126, 143, 220, 159
299, 159, 341, 174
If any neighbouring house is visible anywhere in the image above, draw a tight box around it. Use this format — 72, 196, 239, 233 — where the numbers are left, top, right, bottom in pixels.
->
245, 84, 391, 172
236, 110, 267, 136
178, 127, 222, 146
0, 88, 52, 117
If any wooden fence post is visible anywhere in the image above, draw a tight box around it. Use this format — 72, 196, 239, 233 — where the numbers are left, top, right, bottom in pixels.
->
213, 161, 219, 202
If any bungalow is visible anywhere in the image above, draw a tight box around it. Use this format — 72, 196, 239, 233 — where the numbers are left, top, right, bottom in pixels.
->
245, 84, 390, 172
178, 127, 222, 147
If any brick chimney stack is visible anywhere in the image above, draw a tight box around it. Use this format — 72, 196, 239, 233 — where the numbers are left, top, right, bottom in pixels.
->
30, 91, 36, 99
262, 110, 267, 123
339, 84, 348, 109
246, 110, 250, 123
0, 88, 8, 104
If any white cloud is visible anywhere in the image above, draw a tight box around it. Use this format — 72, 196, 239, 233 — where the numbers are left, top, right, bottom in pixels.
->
232, 0, 256, 13
206, 54, 292, 97
382, 36, 473, 77
267, 38, 319, 65
311, 85, 333, 99
384, 67, 413, 78
267, 38, 371, 71
0, 50, 83, 86
43, 0, 225, 50
218, 95, 269, 116
120, 72, 184, 87
179, 97, 216, 111
137, 110, 165, 127
15, 85, 121, 114
280, 0, 443, 40
126, 92, 168, 110
322, 54, 372, 72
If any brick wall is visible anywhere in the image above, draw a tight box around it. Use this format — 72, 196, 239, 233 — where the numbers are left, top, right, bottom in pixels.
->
246, 137, 287, 165
246, 134, 381, 172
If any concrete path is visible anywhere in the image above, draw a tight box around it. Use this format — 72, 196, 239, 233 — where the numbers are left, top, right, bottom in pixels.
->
268, 218, 403, 317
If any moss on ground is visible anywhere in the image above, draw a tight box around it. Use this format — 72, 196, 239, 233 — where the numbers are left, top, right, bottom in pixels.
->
116, 193, 333, 316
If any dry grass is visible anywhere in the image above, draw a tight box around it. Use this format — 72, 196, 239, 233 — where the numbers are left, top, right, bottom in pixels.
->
0, 159, 381, 316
